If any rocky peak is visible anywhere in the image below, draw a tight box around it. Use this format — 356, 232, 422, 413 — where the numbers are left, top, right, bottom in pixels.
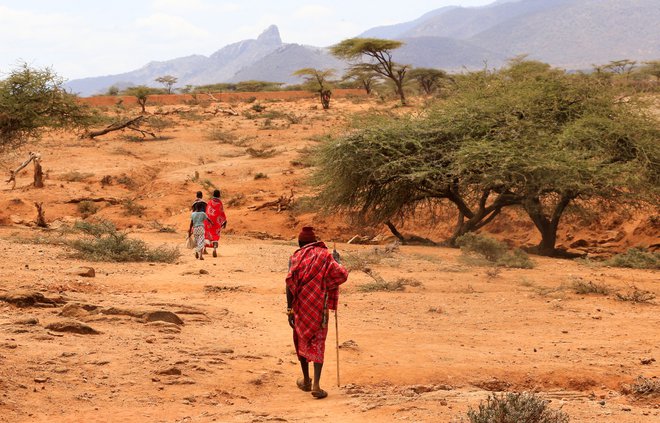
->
257, 25, 282, 45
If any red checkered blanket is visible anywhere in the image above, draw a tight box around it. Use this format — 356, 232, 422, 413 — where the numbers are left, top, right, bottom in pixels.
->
286, 242, 348, 361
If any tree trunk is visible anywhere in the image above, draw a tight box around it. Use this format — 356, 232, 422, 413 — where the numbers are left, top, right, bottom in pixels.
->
385, 220, 406, 244
34, 202, 47, 228
33, 158, 44, 188
396, 80, 407, 105
523, 194, 574, 256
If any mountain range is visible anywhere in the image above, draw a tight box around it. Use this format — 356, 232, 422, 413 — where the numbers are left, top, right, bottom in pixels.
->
66, 0, 660, 96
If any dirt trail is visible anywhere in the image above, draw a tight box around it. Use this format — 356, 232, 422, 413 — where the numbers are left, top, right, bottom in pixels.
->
0, 229, 658, 422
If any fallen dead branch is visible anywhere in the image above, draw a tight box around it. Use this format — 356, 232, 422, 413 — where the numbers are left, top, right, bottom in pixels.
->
249, 190, 294, 212
65, 197, 122, 205
83, 116, 156, 139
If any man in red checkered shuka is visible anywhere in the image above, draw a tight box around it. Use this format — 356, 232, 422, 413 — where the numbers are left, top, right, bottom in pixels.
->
286, 227, 348, 399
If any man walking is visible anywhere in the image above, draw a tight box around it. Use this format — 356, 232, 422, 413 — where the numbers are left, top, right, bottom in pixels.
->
286, 227, 348, 399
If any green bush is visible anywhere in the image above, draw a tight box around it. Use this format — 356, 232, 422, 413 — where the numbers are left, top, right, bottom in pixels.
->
605, 248, 660, 269
69, 220, 179, 263
122, 199, 146, 216
77, 201, 99, 218
466, 392, 569, 423
456, 233, 534, 269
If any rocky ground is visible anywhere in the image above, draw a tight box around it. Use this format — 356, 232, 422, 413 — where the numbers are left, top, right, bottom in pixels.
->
0, 94, 658, 422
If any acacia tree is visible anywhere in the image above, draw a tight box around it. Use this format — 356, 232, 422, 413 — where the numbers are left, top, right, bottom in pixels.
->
0, 63, 90, 151
408, 67, 450, 95
293, 68, 335, 109
313, 60, 659, 255
155, 75, 177, 94
331, 38, 409, 105
122, 85, 158, 113
342, 65, 380, 95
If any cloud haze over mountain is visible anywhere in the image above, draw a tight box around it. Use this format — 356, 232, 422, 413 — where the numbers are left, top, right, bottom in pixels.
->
60, 0, 659, 96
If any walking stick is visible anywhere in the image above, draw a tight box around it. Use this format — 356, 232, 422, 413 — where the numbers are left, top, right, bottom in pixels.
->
335, 308, 340, 387
333, 242, 341, 387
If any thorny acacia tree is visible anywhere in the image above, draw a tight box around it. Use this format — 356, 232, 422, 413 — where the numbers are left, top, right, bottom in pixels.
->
331, 38, 409, 105
407, 67, 450, 95
155, 75, 178, 94
0, 63, 90, 151
293, 68, 335, 109
313, 60, 659, 255
342, 65, 380, 95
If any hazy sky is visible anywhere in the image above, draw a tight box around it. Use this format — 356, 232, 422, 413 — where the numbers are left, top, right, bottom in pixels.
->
0, 0, 496, 80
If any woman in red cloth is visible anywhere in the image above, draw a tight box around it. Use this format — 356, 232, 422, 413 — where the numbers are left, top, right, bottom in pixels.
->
204, 189, 227, 257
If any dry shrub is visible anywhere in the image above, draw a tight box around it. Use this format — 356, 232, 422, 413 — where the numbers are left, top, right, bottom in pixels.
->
60, 171, 94, 182
343, 243, 399, 272
246, 147, 278, 158
457, 233, 534, 269
253, 172, 268, 180
227, 193, 246, 207
622, 375, 660, 397
69, 220, 179, 263
116, 174, 138, 190
77, 201, 99, 218
465, 392, 569, 423
605, 248, 660, 270
357, 272, 422, 293
570, 277, 610, 295
122, 199, 146, 216
615, 286, 656, 303
207, 126, 238, 143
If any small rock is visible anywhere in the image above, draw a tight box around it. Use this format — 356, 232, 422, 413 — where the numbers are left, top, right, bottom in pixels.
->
143, 310, 184, 325
163, 378, 195, 385
1, 342, 18, 349
45, 320, 100, 335
622, 407, 631, 412
640, 357, 655, 365
199, 269, 209, 275
411, 384, 435, 394
156, 367, 182, 376
13, 317, 39, 325
34, 377, 48, 383
599, 400, 606, 406
66, 267, 95, 278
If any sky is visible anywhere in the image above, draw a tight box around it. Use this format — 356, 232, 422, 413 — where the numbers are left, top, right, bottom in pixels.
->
0, 0, 496, 80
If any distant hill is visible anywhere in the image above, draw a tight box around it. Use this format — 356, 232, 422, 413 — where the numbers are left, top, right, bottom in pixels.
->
66, 0, 660, 96
230, 44, 345, 84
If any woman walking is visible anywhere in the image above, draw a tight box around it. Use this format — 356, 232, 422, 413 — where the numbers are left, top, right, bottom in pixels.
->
188, 201, 209, 260
204, 189, 227, 257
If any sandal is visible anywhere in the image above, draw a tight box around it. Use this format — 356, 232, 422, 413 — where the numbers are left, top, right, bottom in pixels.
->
311, 389, 328, 399
297, 378, 312, 392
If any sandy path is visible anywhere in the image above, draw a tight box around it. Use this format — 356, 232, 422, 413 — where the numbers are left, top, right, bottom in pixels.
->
0, 229, 657, 422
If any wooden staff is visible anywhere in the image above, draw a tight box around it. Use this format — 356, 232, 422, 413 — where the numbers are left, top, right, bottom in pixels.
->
333, 242, 341, 387
335, 308, 340, 387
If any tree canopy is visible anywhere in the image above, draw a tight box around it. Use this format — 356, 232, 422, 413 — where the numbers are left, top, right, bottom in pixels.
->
407, 67, 450, 95
331, 38, 408, 105
0, 63, 90, 151
155, 75, 178, 94
293, 68, 335, 109
313, 60, 659, 255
